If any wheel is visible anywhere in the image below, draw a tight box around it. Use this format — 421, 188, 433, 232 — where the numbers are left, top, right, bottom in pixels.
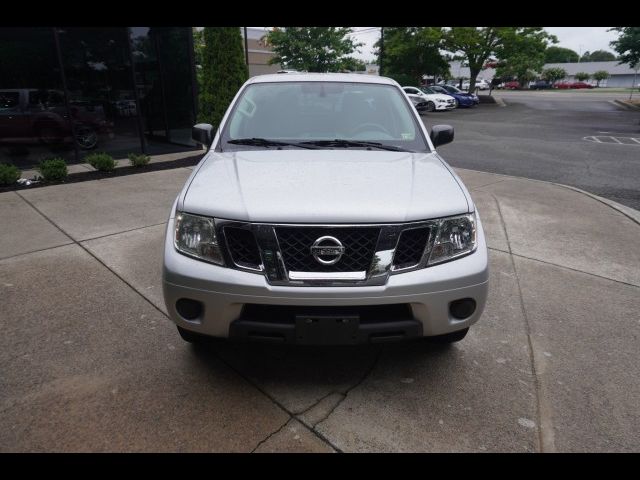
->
453, 98, 459, 108
426, 101, 435, 112
427, 328, 469, 344
74, 125, 98, 150
177, 325, 210, 344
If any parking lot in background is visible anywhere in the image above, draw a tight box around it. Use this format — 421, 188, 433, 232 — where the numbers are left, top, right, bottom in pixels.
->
427, 89, 640, 210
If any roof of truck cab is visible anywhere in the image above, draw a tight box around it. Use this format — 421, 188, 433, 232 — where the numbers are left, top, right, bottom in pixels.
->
247, 73, 397, 85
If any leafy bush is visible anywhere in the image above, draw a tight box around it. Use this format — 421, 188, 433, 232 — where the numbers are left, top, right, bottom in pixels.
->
86, 152, 117, 172
128, 153, 150, 167
0, 163, 20, 185
37, 158, 68, 181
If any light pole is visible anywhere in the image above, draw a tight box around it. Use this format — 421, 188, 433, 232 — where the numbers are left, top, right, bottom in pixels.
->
379, 27, 384, 76
244, 27, 249, 66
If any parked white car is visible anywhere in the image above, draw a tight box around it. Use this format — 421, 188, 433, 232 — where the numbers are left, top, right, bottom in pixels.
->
461, 79, 490, 91
402, 86, 456, 111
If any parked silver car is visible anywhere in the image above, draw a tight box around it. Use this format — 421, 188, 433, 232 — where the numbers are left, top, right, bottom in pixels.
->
163, 73, 488, 346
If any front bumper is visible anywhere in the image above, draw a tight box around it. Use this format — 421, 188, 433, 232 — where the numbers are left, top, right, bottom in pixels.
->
163, 216, 489, 343
435, 103, 456, 110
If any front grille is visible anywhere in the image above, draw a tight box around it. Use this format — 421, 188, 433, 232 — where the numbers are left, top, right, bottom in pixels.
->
393, 227, 431, 269
224, 227, 261, 269
276, 227, 380, 272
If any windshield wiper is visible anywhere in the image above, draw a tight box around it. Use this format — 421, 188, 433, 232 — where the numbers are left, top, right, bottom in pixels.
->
299, 139, 412, 152
227, 138, 320, 149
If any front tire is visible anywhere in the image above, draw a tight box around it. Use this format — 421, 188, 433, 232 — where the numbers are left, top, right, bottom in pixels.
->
426, 101, 435, 112
427, 328, 469, 344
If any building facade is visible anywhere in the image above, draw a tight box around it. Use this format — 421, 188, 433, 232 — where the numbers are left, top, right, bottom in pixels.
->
0, 27, 198, 169
542, 61, 639, 88
444, 60, 638, 88
245, 27, 281, 77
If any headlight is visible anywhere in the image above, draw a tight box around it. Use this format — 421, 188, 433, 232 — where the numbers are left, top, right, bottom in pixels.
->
428, 213, 477, 265
174, 212, 224, 265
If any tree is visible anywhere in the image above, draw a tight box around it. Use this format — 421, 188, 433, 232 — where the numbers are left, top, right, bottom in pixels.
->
443, 27, 556, 92
609, 27, 640, 68
593, 70, 610, 87
199, 27, 248, 127
493, 28, 557, 89
374, 27, 449, 85
265, 27, 362, 72
542, 67, 567, 83
338, 56, 367, 72
581, 49, 616, 62
575, 72, 590, 81
192, 28, 205, 92
544, 46, 579, 63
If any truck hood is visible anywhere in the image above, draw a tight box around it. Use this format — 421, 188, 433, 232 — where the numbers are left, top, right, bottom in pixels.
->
182, 150, 469, 223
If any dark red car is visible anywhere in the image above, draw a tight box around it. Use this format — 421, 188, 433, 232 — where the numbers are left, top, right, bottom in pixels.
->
502, 81, 520, 90
554, 81, 594, 89
570, 81, 594, 89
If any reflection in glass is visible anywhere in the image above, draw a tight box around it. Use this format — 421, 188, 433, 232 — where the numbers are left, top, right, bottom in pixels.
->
130, 27, 197, 150
0, 28, 75, 169
56, 27, 142, 162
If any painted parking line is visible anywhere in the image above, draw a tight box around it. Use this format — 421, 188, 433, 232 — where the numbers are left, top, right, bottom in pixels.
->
584, 135, 640, 146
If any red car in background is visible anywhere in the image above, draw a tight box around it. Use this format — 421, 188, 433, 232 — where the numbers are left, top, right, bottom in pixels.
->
554, 81, 594, 89
570, 81, 594, 89
501, 81, 521, 90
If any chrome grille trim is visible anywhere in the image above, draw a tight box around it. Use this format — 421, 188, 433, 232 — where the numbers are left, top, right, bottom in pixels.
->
214, 219, 440, 287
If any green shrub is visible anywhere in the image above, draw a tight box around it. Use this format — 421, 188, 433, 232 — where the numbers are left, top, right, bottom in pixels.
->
0, 163, 21, 185
86, 152, 117, 172
199, 27, 248, 127
128, 152, 150, 167
37, 158, 68, 181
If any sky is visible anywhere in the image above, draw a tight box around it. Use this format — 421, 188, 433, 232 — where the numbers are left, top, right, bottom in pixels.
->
345, 27, 619, 62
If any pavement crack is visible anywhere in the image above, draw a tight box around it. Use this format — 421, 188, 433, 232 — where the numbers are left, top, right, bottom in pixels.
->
493, 194, 554, 453
250, 417, 291, 453
212, 351, 341, 453
306, 348, 382, 430
80, 221, 168, 242
296, 390, 341, 417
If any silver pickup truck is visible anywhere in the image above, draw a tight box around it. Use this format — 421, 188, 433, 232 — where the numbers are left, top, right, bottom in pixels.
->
162, 73, 488, 346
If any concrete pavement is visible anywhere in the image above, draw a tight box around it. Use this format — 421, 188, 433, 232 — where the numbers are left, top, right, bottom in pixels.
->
430, 89, 640, 210
1, 166, 639, 452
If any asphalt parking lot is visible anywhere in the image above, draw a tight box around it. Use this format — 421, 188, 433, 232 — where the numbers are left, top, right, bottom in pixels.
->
1, 164, 639, 452
426, 90, 640, 210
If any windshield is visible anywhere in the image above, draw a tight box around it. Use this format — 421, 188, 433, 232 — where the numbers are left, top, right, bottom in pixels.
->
419, 86, 436, 95
220, 81, 429, 152
443, 85, 462, 94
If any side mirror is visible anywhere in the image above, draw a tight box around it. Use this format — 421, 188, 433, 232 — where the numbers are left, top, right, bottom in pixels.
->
192, 123, 214, 147
430, 125, 454, 147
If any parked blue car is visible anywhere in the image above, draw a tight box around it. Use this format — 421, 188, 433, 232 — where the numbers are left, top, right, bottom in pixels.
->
429, 85, 479, 108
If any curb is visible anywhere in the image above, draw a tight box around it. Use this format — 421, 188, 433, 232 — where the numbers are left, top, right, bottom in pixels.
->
613, 99, 640, 111
552, 183, 640, 226
493, 97, 506, 107
457, 167, 640, 227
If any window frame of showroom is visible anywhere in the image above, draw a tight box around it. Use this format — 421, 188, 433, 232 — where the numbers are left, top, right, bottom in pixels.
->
46, 26, 196, 162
